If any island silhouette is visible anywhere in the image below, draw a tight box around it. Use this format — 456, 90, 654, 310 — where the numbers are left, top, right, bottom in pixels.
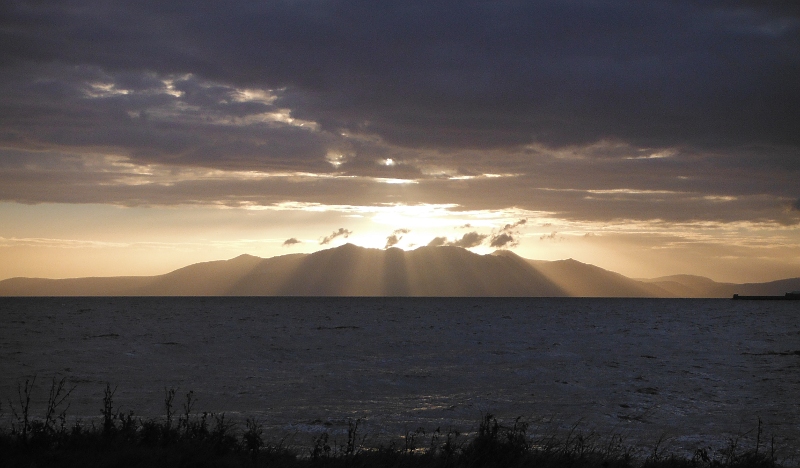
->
1, 244, 798, 297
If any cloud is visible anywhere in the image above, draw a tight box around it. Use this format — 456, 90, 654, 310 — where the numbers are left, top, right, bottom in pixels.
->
2, 1, 798, 156
282, 238, 301, 247
384, 228, 410, 249
488, 218, 527, 249
792, 198, 800, 211
427, 236, 447, 247
0, 1, 798, 230
2, 147, 798, 227
489, 233, 517, 248
430, 223, 522, 249
384, 235, 401, 249
449, 232, 488, 249
501, 219, 527, 231
426, 232, 487, 249
319, 228, 352, 245
0, 67, 333, 172
540, 231, 559, 241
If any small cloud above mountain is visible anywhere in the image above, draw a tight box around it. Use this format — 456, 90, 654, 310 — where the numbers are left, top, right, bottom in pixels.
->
282, 238, 301, 247
427, 236, 447, 247
489, 233, 516, 248
426, 232, 486, 248
427, 219, 527, 250
489, 218, 527, 249
385, 228, 411, 249
384, 235, 401, 249
501, 219, 527, 231
449, 232, 488, 248
320, 228, 352, 245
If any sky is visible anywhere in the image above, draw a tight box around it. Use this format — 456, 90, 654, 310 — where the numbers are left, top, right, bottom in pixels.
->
1, 0, 799, 283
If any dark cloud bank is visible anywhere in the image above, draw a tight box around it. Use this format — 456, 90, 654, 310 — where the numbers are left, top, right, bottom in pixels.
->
1, 1, 799, 223
3, 0, 798, 149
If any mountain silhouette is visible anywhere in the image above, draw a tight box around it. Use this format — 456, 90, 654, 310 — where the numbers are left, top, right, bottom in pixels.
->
1, 244, 798, 297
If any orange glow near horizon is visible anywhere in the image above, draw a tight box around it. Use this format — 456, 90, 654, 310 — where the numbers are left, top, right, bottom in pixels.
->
1, 201, 799, 284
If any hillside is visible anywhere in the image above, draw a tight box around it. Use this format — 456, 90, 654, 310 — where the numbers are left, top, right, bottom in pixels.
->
1, 244, 798, 297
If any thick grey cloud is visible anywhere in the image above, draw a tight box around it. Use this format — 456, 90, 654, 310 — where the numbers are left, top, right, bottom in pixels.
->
1, 148, 798, 226
792, 199, 800, 212
0, 65, 334, 171
1, 0, 799, 229
282, 238, 301, 247
2, 1, 798, 152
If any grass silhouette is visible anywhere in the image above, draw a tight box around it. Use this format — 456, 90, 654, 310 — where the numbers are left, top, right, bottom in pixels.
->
0, 379, 789, 468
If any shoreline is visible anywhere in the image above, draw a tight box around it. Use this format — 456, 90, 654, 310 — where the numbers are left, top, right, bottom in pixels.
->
1, 380, 794, 468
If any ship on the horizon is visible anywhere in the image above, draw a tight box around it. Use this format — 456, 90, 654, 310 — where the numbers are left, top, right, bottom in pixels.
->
732, 291, 800, 300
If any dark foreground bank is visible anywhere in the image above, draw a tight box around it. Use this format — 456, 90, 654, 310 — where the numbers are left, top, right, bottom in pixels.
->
1, 379, 789, 468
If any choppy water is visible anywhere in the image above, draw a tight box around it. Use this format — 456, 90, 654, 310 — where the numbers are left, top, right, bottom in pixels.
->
1, 297, 799, 457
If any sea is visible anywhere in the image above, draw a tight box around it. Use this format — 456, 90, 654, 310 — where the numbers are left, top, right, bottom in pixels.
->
1, 297, 798, 458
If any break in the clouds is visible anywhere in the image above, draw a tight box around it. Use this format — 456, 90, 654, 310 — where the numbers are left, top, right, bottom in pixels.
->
319, 228, 352, 246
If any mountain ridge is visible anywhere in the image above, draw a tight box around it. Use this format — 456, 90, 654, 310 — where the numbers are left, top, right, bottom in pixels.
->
1, 244, 798, 297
